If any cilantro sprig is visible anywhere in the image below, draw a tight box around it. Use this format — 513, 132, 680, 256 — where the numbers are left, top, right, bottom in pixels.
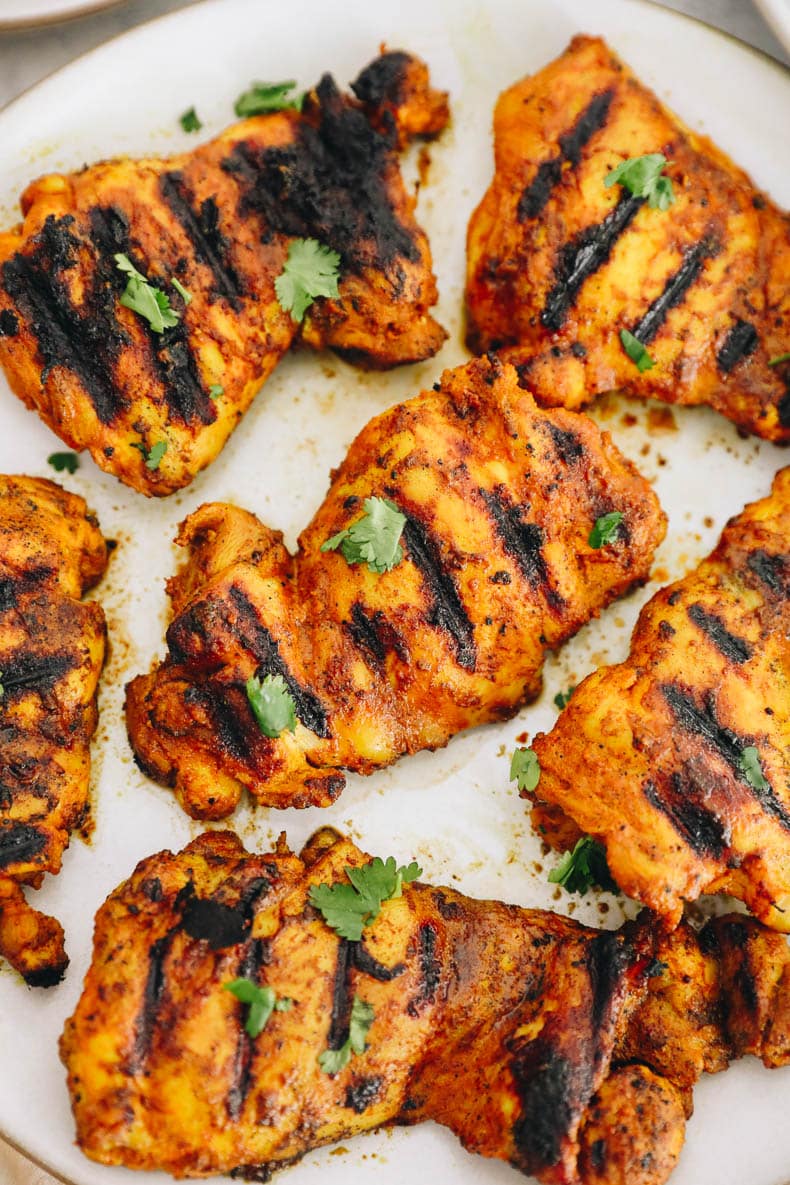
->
309, 856, 421, 942
234, 80, 304, 118
605, 153, 675, 210
768, 353, 790, 367
319, 994, 374, 1075
589, 511, 624, 549
180, 106, 202, 134
553, 686, 575, 710
115, 254, 179, 334
739, 745, 770, 792
620, 328, 655, 373
275, 238, 340, 322
209, 384, 224, 400
47, 451, 79, 475
510, 747, 540, 793
321, 496, 406, 575
548, 836, 618, 895
130, 440, 167, 471
224, 978, 293, 1038
246, 673, 297, 739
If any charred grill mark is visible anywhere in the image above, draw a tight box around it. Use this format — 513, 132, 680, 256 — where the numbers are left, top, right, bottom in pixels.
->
351, 51, 411, 108
541, 193, 643, 331
352, 942, 405, 981
518, 90, 614, 221
0, 824, 46, 867
226, 73, 418, 271
160, 173, 245, 308
181, 896, 250, 949
586, 931, 634, 1035
481, 487, 564, 610
687, 603, 752, 664
227, 586, 330, 737
661, 685, 790, 831
327, 938, 354, 1049
0, 309, 19, 336
779, 387, 790, 428
644, 775, 726, 858
747, 549, 787, 594
0, 565, 53, 612
408, 922, 440, 1015
183, 683, 254, 763
631, 239, 716, 344
545, 422, 584, 465
345, 603, 385, 664
400, 514, 476, 670
227, 938, 268, 1121
0, 652, 75, 696
717, 319, 759, 372
512, 1043, 574, 1171
344, 1075, 384, 1114
129, 927, 178, 1073
3, 214, 128, 423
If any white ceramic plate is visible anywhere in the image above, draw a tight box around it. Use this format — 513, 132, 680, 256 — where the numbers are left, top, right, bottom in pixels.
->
755, 0, 790, 53
0, 0, 125, 31
0, 1, 788, 1183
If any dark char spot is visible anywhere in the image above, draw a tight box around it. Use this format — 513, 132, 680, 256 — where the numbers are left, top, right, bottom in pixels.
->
0, 824, 46, 867
687, 603, 752, 664
630, 238, 717, 345
717, 319, 758, 372
480, 486, 564, 610
344, 1075, 384, 1113
400, 513, 477, 670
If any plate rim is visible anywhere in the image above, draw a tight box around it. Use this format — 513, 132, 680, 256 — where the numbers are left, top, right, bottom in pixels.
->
0, 0, 129, 34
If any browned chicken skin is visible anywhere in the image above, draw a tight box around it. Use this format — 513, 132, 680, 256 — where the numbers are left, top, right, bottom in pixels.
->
466, 35, 790, 441
61, 828, 790, 1183
0, 52, 448, 496
0, 476, 107, 984
529, 467, 790, 931
125, 356, 666, 818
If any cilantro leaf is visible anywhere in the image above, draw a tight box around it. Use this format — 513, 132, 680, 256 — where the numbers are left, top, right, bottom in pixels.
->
548, 836, 618, 895
553, 686, 575, 710
604, 153, 675, 210
209, 384, 224, 400
234, 80, 303, 118
768, 353, 790, 366
309, 856, 421, 941
319, 994, 374, 1075
180, 106, 202, 134
739, 745, 770, 792
620, 328, 655, 372
510, 747, 540, 793
224, 978, 293, 1038
589, 511, 624, 549
246, 673, 297, 739
275, 237, 340, 322
321, 496, 406, 574
115, 254, 179, 334
47, 451, 79, 475
130, 440, 168, 471
172, 277, 192, 306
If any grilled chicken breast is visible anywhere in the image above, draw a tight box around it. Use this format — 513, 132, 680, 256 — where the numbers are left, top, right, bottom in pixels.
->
0, 52, 448, 497
466, 35, 790, 442
125, 356, 666, 818
62, 827, 790, 1183
0, 476, 107, 984
528, 467, 790, 931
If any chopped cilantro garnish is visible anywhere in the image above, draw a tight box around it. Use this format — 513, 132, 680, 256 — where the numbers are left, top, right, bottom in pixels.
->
275, 237, 340, 322
309, 856, 421, 942
115, 254, 179, 334
224, 978, 292, 1038
620, 328, 655, 372
589, 511, 624, 549
739, 745, 770, 792
47, 451, 79, 475
510, 747, 540, 793
548, 836, 617, 895
179, 106, 202, 134
319, 994, 374, 1075
605, 153, 674, 210
246, 673, 297, 739
553, 686, 575, 710
234, 80, 303, 118
321, 496, 406, 575
172, 277, 192, 306
768, 353, 790, 366
130, 440, 167, 470
209, 384, 224, 400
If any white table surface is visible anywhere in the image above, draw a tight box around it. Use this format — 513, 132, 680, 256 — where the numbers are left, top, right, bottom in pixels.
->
0, 1, 786, 1183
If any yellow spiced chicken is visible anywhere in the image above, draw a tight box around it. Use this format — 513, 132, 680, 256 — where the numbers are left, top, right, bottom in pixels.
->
0, 52, 448, 496
62, 828, 790, 1184
125, 356, 666, 818
0, 476, 107, 985
466, 36, 790, 442
528, 467, 790, 932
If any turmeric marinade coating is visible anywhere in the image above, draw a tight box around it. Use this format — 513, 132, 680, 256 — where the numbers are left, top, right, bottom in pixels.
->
126, 356, 666, 818
0, 51, 448, 496
466, 35, 790, 441
0, 476, 107, 985
529, 467, 790, 932
62, 827, 790, 1183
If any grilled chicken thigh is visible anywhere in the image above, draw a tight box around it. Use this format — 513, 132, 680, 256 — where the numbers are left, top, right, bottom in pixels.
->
466, 35, 790, 442
62, 827, 790, 1183
126, 356, 665, 817
528, 467, 790, 931
0, 52, 448, 497
0, 476, 107, 984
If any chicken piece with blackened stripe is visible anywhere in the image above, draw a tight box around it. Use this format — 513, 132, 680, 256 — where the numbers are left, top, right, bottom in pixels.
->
61, 827, 790, 1183
0, 51, 448, 497
466, 35, 790, 442
528, 466, 790, 931
125, 355, 666, 818
0, 476, 108, 984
